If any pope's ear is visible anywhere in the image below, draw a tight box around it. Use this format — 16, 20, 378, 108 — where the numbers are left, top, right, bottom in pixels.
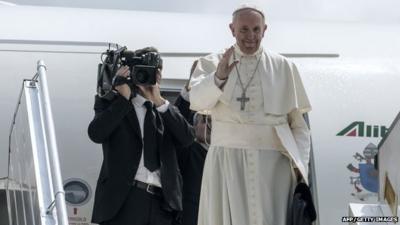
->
262, 24, 268, 37
229, 23, 235, 37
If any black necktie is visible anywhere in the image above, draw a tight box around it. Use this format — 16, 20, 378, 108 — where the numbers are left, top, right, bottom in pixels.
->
143, 101, 160, 172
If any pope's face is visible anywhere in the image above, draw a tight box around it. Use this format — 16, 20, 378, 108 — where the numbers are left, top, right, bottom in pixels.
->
229, 10, 267, 55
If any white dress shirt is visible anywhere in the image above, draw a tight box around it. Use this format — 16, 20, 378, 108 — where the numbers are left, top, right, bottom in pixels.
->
132, 94, 169, 187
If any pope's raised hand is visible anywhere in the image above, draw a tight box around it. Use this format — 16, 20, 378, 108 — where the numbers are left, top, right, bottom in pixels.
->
215, 46, 239, 80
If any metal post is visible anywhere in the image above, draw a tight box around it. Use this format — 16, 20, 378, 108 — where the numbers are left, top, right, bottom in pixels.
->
36, 60, 69, 225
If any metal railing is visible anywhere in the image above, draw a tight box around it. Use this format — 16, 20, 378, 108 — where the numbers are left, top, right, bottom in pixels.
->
7, 60, 68, 225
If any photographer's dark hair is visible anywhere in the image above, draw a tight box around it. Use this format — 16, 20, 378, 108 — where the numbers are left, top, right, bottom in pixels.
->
135, 46, 158, 55
135, 46, 158, 54
135, 46, 163, 70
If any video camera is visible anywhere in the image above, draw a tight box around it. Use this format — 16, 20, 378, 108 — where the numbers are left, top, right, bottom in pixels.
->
97, 46, 163, 100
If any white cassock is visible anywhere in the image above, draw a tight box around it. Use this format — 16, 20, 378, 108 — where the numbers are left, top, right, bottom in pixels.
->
189, 44, 312, 225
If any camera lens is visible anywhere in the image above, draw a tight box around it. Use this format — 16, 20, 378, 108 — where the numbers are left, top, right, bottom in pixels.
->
132, 65, 157, 85
136, 70, 148, 83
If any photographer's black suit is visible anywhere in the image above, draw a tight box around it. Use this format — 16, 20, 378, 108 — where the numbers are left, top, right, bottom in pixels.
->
88, 94, 194, 225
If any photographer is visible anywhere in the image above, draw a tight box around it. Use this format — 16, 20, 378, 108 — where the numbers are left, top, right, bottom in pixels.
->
88, 47, 195, 225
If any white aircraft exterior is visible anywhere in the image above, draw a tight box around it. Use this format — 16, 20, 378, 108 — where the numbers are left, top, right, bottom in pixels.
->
0, 4, 400, 225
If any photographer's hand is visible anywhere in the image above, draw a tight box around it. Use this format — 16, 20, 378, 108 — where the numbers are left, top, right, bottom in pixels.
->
114, 66, 131, 100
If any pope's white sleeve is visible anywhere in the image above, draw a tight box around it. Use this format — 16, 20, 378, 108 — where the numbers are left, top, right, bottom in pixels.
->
189, 55, 223, 111
288, 110, 311, 169
190, 72, 223, 111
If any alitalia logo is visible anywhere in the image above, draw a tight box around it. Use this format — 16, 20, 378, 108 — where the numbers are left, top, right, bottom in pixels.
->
337, 121, 388, 138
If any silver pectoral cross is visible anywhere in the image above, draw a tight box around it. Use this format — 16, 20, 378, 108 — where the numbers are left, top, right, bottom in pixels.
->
236, 92, 250, 111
